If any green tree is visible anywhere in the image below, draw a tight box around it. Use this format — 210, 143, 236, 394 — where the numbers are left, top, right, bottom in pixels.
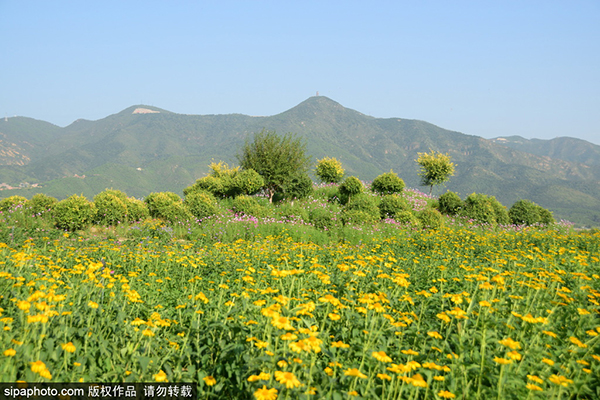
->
315, 157, 345, 184
371, 170, 405, 195
416, 150, 456, 195
238, 130, 311, 203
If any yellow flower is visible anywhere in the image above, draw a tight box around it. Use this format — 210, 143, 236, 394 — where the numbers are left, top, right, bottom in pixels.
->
248, 372, 270, 382
39, 369, 52, 380
436, 313, 451, 323
479, 300, 491, 307
498, 337, 521, 350
372, 351, 393, 363
280, 332, 297, 341
17, 301, 31, 311
493, 357, 512, 365
61, 342, 76, 353
253, 385, 278, 400
153, 370, 168, 382
434, 376, 445, 381
542, 358, 555, 366
331, 340, 350, 348
277, 360, 288, 368
142, 329, 155, 337
131, 318, 146, 326
324, 367, 333, 376
348, 391, 359, 397
254, 340, 269, 349
542, 330, 557, 338
274, 371, 301, 389
203, 376, 216, 386
30, 361, 47, 374
427, 331, 443, 339
377, 373, 392, 381
548, 374, 573, 387
344, 368, 367, 379
328, 313, 341, 321
507, 351, 521, 361
438, 390, 456, 399
577, 308, 590, 315
526, 384, 543, 391
407, 373, 427, 387
4, 348, 16, 357
88, 301, 99, 309
569, 337, 587, 348
271, 316, 294, 330
401, 349, 419, 356
527, 375, 543, 384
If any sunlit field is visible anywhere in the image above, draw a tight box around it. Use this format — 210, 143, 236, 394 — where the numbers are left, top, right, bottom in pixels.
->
1, 227, 599, 399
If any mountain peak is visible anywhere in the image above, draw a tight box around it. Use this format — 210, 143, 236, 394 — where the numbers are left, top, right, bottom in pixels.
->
279, 96, 371, 120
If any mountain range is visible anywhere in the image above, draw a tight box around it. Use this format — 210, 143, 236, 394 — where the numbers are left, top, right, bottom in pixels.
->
1, 96, 599, 226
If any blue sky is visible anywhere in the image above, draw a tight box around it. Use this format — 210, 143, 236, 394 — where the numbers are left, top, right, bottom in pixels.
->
1, 1, 599, 144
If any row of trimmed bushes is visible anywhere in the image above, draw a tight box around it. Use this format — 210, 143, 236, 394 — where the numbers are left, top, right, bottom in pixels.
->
437, 191, 554, 226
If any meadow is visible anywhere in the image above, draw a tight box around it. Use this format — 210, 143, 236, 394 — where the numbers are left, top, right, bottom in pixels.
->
1, 223, 599, 399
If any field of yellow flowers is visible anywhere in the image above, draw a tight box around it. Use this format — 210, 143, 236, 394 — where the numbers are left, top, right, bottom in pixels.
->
1, 227, 599, 399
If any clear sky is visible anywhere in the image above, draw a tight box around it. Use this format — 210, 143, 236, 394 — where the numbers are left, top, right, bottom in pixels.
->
1, 1, 599, 144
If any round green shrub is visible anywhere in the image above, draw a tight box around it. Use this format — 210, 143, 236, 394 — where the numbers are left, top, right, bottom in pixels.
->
339, 176, 364, 197
231, 169, 265, 196
145, 192, 182, 219
315, 157, 345, 184
283, 173, 313, 201
184, 191, 218, 220
184, 176, 225, 197
53, 195, 95, 231
101, 189, 127, 201
28, 193, 58, 216
232, 195, 264, 217
371, 171, 405, 195
460, 193, 496, 225
160, 202, 193, 224
509, 199, 542, 225
125, 197, 149, 222
309, 208, 338, 231
437, 191, 462, 216
0, 195, 28, 212
537, 206, 554, 225
417, 208, 444, 230
489, 196, 510, 225
395, 210, 420, 227
379, 194, 410, 219
93, 191, 128, 225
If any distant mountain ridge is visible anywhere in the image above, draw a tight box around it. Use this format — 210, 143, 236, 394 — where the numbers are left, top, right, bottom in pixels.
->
0, 96, 599, 226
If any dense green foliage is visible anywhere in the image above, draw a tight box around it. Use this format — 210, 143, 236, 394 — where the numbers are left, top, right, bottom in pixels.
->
0, 195, 27, 212
184, 191, 218, 220
52, 194, 95, 231
238, 130, 311, 202
315, 157, 345, 183
28, 193, 58, 216
282, 172, 313, 201
339, 176, 364, 202
371, 171, 405, 195
416, 150, 456, 195
509, 199, 555, 226
437, 191, 462, 215
93, 190, 128, 225
379, 194, 410, 219
417, 208, 444, 229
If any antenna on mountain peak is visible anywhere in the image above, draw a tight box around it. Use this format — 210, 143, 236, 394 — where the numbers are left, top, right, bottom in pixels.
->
316, 91, 319, 96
